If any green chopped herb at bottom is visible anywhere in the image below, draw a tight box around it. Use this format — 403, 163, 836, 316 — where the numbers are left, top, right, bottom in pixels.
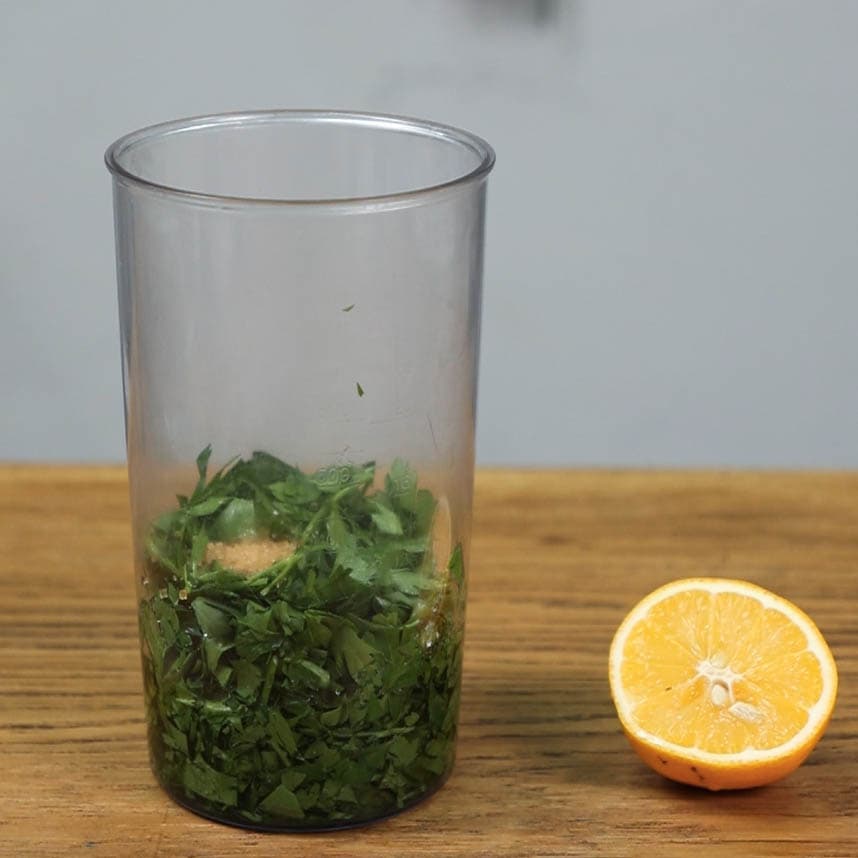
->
139, 448, 465, 828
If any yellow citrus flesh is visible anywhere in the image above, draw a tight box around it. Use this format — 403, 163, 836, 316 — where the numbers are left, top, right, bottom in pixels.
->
608, 578, 838, 790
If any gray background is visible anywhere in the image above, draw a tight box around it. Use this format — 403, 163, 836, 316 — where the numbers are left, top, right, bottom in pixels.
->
3, 0, 857, 466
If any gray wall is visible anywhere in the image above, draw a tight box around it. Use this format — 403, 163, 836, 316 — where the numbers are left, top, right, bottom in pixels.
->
3, 1, 857, 466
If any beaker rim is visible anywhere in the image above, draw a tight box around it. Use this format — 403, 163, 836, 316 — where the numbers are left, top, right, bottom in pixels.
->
105, 109, 495, 208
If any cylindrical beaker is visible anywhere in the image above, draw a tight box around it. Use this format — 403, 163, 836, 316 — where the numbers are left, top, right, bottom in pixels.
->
106, 110, 494, 830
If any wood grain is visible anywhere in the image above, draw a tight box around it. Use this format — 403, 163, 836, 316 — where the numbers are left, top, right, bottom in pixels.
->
1, 466, 856, 857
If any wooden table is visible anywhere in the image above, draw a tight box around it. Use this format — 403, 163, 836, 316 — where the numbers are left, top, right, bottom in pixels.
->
1, 467, 856, 857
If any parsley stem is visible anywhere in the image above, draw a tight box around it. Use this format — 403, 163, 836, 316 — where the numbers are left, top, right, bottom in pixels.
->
259, 552, 302, 596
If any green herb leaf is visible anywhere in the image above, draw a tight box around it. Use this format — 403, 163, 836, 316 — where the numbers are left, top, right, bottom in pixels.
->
192, 598, 233, 641
234, 659, 262, 699
182, 757, 237, 806
448, 543, 465, 584
260, 784, 304, 819
194, 445, 213, 494
212, 498, 257, 541
139, 447, 466, 829
370, 498, 403, 535
332, 624, 377, 680
268, 709, 298, 756
186, 497, 227, 517
291, 658, 331, 689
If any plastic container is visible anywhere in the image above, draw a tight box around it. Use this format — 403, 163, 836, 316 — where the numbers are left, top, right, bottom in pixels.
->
105, 110, 494, 830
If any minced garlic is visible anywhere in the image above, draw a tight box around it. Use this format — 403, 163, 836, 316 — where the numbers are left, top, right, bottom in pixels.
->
205, 538, 296, 575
